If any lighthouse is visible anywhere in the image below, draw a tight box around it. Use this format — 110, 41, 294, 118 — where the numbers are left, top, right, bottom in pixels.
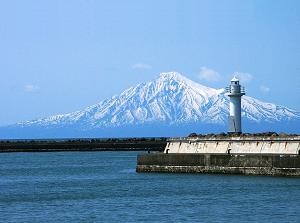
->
225, 77, 245, 134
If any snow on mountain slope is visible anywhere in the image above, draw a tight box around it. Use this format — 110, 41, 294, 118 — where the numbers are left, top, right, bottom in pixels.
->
18, 72, 300, 129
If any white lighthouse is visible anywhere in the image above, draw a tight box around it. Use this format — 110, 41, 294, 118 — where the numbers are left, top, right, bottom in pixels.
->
225, 77, 245, 134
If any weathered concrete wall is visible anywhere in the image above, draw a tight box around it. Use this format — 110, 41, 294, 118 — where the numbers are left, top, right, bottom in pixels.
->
136, 153, 300, 176
164, 136, 300, 154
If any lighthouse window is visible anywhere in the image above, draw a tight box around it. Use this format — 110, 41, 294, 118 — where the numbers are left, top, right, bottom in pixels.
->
235, 82, 237, 84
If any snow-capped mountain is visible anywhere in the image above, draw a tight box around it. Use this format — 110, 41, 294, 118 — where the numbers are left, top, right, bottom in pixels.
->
2, 72, 300, 138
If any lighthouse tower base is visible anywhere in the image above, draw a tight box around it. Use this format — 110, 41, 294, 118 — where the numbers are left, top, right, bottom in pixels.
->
228, 116, 241, 134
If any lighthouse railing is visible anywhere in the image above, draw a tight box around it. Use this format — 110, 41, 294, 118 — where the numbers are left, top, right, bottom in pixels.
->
241, 86, 245, 94
226, 86, 245, 94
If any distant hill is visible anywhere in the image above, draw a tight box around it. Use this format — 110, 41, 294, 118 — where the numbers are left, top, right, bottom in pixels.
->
1, 72, 299, 138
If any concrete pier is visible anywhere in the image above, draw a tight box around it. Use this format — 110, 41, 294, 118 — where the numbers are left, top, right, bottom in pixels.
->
137, 134, 300, 176
136, 153, 300, 176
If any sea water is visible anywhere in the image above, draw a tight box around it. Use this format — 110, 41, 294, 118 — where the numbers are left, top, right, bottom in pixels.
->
0, 151, 299, 223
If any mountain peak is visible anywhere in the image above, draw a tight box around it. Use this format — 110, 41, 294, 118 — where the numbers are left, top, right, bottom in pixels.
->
159, 71, 185, 80
158, 71, 195, 85
157, 71, 220, 96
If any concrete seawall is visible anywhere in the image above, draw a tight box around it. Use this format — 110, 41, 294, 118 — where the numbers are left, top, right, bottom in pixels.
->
165, 135, 300, 154
136, 153, 300, 176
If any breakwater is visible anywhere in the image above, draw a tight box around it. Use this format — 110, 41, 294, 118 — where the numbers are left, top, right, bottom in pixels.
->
136, 153, 300, 176
137, 134, 300, 176
0, 138, 167, 152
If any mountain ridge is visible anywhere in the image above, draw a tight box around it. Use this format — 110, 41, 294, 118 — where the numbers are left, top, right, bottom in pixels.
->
2, 71, 300, 138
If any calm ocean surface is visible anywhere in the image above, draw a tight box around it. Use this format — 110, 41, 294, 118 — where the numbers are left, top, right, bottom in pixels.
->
0, 151, 299, 223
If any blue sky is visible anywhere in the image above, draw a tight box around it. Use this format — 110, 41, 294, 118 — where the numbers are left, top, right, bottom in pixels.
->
0, 0, 299, 125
